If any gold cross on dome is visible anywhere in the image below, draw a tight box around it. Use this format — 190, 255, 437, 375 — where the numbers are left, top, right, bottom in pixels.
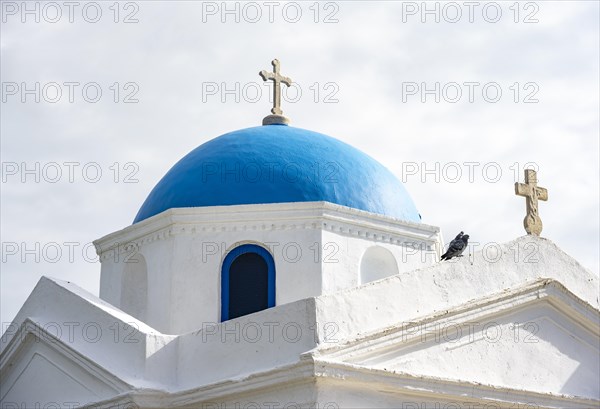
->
259, 59, 292, 125
515, 169, 548, 236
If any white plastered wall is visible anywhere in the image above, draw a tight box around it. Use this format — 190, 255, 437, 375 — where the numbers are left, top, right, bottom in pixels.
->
94, 202, 442, 334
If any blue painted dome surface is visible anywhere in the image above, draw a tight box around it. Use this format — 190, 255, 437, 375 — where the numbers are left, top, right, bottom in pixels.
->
134, 125, 420, 223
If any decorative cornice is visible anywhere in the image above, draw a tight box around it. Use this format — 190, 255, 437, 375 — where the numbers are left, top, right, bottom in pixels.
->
0, 318, 131, 398
314, 279, 600, 361
79, 354, 598, 408
94, 202, 441, 259
312, 360, 600, 409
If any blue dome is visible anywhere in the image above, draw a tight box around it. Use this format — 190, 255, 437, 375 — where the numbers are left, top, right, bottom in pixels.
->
134, 125, 420, 224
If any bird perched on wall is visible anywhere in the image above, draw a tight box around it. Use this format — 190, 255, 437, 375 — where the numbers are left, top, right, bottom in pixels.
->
441, 232, 469, 261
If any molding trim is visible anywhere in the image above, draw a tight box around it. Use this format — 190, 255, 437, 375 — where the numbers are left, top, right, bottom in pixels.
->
314, 279, 600, 362
93, 202, 441, 260
80, 356, 599, 408
0, 318, 131, 401
313, 360, 600, 409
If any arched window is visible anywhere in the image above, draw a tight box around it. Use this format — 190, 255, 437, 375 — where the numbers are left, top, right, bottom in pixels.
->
359, 246, 399, 285
221, 244, 275, 322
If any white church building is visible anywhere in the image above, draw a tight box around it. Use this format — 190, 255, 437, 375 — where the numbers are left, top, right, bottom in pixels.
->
1, 62, 599, 408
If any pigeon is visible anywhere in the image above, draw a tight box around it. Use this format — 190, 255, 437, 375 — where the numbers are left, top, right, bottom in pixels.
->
441, 233, 469, 261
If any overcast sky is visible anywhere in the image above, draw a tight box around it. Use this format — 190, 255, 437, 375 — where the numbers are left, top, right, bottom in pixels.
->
1, 0, 598, 327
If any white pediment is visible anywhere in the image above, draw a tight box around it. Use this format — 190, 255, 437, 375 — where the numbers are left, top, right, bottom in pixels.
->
0, 322, 129, 407
317, 280, 600, 400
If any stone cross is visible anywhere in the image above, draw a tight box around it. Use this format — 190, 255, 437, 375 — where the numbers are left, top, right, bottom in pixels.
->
260, 59, 292, 118
515, 169, 548, 236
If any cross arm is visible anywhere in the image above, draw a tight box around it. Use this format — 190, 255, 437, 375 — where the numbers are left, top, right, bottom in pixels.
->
259, 70, 271, 81
537, 187, 548, 201
514, 182, 530, 197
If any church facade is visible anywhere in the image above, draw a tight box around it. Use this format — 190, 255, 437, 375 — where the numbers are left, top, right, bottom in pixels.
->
1, 62, 598, 408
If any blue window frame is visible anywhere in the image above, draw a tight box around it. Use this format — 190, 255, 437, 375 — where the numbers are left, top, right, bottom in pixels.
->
221, 244, 276, 322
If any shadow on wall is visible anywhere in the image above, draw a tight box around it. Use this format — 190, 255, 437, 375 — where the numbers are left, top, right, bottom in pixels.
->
360, 246, 399, 285
121, 253, 148, 322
